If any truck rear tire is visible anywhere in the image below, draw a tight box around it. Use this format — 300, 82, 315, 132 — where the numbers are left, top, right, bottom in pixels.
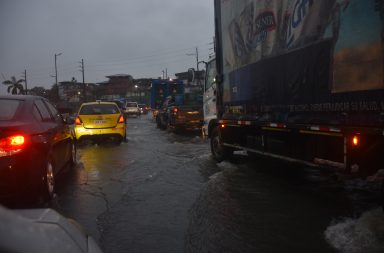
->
210, 127, 232, 162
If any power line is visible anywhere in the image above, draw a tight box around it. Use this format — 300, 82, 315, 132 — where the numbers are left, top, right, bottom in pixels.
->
17, 41, 212, 80
86, 42, 212, 66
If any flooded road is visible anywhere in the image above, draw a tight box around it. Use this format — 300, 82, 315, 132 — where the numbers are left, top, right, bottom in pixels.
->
52, 114, 383, 253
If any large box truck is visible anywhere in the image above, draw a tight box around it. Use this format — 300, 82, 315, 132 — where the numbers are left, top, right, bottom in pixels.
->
208, 0, 384, 178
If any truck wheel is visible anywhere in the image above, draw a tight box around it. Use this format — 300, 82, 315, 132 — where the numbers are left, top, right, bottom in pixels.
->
210, 127, 232, 162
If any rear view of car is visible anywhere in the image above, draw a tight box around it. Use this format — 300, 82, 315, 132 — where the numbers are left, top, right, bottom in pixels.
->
138, 104, 149, 115
124, 102, 140, 117
0, 95, 76, 204
74, 102, 126, 144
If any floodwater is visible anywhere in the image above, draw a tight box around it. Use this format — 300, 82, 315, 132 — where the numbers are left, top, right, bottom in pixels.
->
50, 114, 383, 253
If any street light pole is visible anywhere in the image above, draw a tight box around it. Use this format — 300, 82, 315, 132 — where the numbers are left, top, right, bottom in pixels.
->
54, 53, 62, 86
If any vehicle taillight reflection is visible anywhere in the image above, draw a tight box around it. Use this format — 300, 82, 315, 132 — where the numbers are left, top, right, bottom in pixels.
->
0, 135, 26, 157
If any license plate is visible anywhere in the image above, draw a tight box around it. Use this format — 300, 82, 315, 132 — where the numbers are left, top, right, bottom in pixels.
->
94, 120, 106, 124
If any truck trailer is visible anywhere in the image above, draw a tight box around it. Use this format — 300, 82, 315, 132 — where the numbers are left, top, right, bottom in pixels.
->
207, 0, 384, 178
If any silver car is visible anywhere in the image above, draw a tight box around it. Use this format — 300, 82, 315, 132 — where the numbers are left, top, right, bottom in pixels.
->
0, 205, 103, 253
124, 101, 140, 117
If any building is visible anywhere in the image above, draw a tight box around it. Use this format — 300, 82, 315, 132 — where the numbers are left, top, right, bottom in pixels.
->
96, 74, 134, 100
129, 78, 152, 104
58, 81, 83, 103
56, 80, 96, 112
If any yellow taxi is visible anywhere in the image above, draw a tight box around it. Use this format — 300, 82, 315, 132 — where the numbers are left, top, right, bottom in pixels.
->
74, 101, 126, 144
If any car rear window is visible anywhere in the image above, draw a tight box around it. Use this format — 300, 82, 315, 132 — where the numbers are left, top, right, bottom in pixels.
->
79, 104, 119, 115
0, 99, 22, 120
126, 102, 137, 107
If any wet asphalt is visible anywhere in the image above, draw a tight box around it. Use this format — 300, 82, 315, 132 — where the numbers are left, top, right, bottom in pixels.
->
49, 114, 382, 253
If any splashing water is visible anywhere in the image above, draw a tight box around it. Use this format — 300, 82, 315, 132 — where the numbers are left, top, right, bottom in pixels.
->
325, 208, 384, 253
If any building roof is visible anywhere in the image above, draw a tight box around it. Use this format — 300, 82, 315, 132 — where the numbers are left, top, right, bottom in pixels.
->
106, 74, 133, 78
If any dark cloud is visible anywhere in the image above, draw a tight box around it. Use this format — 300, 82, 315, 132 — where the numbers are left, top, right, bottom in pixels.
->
0, 0, 214, 93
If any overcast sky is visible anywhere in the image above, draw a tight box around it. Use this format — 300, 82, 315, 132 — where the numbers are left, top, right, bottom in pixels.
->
0, 0, 214, 94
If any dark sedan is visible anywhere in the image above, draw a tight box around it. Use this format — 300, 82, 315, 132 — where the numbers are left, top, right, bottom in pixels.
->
0, 95, 76, 205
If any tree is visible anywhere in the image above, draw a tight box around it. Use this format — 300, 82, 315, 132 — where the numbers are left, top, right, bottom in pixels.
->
47, 83, 60, 104
29, 86, 47, 97
2, 76, 24, 95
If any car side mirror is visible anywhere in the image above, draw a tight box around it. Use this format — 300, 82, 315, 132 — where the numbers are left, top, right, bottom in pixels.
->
63, 115, 75, 125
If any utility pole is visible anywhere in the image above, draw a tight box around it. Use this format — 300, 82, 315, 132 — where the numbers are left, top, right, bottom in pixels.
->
54, 53, 62, 86
186, 47, 200, 84
195, 47, 199, 72
187, 47, 199, 71
79, 59, 85, 102
21, 70, 28, 95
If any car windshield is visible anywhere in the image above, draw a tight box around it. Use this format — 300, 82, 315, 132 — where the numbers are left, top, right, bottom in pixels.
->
0, 99, 22, 120
126, 102, 137, 107
79, 104, 119, 115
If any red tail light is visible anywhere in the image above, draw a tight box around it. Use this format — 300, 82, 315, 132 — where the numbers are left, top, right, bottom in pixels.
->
118, 115, 125, 123
75, 116, 82, 125
173, 107, 178, 113
0, 135, 26, 157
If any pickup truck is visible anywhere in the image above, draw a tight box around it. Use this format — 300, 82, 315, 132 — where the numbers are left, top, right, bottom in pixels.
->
156, 92, 203, 132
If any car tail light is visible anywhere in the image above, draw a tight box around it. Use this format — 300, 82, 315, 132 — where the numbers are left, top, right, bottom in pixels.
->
0, 135, 27, 157
75, 116, 82, 125
118, 115, 125, 123
173, 107, 178, 114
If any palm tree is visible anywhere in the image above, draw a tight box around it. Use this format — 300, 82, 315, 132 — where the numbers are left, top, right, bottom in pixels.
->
2, 76, 25, 95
